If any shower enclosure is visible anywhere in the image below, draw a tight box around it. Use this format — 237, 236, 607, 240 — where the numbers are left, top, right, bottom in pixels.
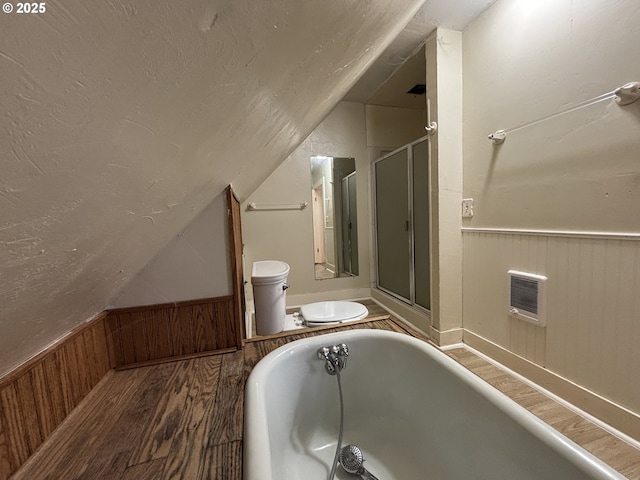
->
374, 135, 430, 311
340, 171, 358, 277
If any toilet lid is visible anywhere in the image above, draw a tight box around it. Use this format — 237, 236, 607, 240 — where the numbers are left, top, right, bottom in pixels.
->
300, 301, 368, 324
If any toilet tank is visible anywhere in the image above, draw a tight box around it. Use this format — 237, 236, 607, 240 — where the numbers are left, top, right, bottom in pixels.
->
251, 261, 290, 335
251, 260, 290, 285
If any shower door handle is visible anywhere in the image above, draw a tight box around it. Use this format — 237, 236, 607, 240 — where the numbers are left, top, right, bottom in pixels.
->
403, 220, 409, 231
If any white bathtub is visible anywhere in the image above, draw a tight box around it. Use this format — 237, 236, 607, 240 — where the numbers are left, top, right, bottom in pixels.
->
244, 329, 624, 479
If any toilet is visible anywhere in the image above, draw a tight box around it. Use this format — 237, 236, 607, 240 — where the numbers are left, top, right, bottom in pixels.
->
299, 301, 368, 326
251, 260, 290, 335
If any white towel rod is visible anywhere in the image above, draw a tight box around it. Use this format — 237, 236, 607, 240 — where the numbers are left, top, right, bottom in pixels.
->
246, 201, 308, 211
488, 81, 640, 144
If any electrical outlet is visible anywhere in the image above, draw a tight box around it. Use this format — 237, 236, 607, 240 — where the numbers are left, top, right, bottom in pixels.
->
462, 198, 474, 218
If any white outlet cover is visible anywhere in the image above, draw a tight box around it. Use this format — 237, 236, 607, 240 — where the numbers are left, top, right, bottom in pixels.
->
462, 198, 474, 217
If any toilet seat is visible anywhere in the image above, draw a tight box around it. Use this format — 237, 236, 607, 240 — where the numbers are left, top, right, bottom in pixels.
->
300, 301, 368, 326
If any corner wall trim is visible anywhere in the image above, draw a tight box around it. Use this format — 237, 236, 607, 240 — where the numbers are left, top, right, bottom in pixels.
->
227, 185, 246, 346
429, 326, 463, 346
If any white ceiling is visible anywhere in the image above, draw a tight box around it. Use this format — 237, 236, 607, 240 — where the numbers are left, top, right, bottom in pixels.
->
345, 0, 497, 107
366, 45, 427, 109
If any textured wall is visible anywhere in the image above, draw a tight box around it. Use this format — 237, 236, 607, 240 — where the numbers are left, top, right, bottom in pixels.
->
0, 0, 425, 377
463, 0, 640, 231
111, 192, 232, 308
462, 0, 640, 415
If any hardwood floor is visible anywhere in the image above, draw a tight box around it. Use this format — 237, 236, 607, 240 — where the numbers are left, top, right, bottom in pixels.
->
13, 315, 640, 479
445, 348, 640, 479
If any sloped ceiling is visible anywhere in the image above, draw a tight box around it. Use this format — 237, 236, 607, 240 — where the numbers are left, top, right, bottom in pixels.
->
0, 0, 496, 376
0, 0, 426, 375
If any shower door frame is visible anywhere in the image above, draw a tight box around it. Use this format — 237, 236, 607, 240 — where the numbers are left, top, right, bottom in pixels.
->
340, 171, 358, 277
372, 134, 432, 314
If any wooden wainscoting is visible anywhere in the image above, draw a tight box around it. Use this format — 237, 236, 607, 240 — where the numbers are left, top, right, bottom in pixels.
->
105, 296, 239, 369
0, 312, 111, 480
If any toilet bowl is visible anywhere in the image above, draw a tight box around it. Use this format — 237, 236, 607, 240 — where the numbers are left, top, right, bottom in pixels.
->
299, 301, 368, 326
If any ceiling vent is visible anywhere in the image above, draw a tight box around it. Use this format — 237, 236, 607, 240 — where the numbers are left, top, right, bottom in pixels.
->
406, 84, 426, 95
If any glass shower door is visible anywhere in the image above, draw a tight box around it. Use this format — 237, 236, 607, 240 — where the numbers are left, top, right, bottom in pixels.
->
375, 149, 411, 301
374, 135, 431, 311
340, 172, 359, 276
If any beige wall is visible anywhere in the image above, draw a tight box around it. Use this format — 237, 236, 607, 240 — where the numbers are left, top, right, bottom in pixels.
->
111, 192, 232, 308
462, 0, 640, 419
242, 102, 371, 306
463, 231, 640, 415
365, 105, 426, 149
368, 30, 465, 338
243, 100, 427, 307
426, 28, 464, 336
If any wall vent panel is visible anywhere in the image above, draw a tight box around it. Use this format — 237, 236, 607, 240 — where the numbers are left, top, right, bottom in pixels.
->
508, 270, 547, 327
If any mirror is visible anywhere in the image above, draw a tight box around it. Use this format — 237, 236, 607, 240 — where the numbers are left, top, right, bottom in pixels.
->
310, 156, 359, 280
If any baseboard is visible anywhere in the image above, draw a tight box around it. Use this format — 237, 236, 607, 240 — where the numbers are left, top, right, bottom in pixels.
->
429, 326, 464, 346
0, 311, 111, 480
286, 288, 372, 308
370, 289, 431, 334
464, 330, 640, 442
113, 347, 237, 371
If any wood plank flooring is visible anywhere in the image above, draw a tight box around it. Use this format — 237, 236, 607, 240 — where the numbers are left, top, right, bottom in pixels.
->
13, 315, 640, 479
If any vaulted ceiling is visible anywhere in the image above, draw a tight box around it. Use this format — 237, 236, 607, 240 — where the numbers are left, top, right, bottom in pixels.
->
0, 0, 495, 375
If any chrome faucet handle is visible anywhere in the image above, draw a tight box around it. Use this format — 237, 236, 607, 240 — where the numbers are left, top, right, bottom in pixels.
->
317, 346, 330, 360
316, 344, 348, 374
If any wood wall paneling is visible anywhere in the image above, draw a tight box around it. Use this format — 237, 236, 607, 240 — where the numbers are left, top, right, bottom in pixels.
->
0, 415, 11, 480
105, 296, 238, 369
0, 313, 111, 480
463, 230, 640, 415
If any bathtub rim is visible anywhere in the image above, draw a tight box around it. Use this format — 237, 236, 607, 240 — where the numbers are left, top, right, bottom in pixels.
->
243, 328, 625, 480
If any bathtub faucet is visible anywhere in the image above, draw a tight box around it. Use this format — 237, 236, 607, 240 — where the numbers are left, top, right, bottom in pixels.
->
316, 343, 349, 375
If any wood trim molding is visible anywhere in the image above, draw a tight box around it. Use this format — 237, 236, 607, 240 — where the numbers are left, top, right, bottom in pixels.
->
0, 312, 111, 479
106, 296, 232, 315
105, 296, 239, 369
112, 347, 237, 371
462, 227, 640, 241
226, 185, 245, 345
